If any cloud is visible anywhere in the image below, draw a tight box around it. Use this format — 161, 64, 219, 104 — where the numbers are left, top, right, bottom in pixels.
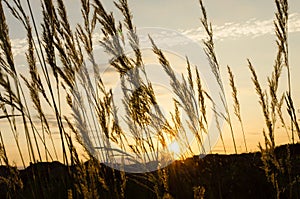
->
11, 38, 28, 56
8, 13, 300, 57
181, 12, 300, 41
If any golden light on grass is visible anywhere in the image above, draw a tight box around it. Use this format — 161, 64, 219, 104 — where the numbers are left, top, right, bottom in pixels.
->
0, 0, 299, 198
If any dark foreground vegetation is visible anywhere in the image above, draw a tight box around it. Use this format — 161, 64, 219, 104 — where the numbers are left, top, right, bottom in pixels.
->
1, 143, 299, 199
1, 0, 300, 198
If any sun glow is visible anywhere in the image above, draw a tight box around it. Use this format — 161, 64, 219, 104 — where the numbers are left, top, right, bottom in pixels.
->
168, 141, 181, 159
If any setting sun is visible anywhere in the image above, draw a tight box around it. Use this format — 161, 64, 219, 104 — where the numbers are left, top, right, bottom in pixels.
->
0, 0, 299, 198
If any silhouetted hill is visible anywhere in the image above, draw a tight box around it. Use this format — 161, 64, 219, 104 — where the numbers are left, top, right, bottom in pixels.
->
0, 143, 299, 199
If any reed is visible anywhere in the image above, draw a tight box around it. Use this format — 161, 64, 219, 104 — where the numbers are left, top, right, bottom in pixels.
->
0, 0, 299, 198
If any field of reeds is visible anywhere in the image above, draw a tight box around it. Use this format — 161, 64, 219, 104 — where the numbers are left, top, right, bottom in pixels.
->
0, 0, 299, 198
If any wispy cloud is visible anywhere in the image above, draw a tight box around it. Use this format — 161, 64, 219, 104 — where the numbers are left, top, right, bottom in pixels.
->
182, 12, 300, 41
11, 38, 29, 57
9, 13, 300, 57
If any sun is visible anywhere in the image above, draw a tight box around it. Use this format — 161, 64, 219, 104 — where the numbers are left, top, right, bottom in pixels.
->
168, 141, 182, 159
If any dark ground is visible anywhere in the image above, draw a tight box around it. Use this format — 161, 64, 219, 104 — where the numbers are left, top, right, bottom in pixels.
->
0, 143, 300, 199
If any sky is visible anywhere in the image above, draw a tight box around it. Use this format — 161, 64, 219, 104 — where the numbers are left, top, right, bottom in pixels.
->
118, 0, 300, 152
1, 0, 300, 165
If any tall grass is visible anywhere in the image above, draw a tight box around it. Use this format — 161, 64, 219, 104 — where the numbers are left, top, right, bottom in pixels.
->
247, 0, 299, 198
0, 0, 299, 198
